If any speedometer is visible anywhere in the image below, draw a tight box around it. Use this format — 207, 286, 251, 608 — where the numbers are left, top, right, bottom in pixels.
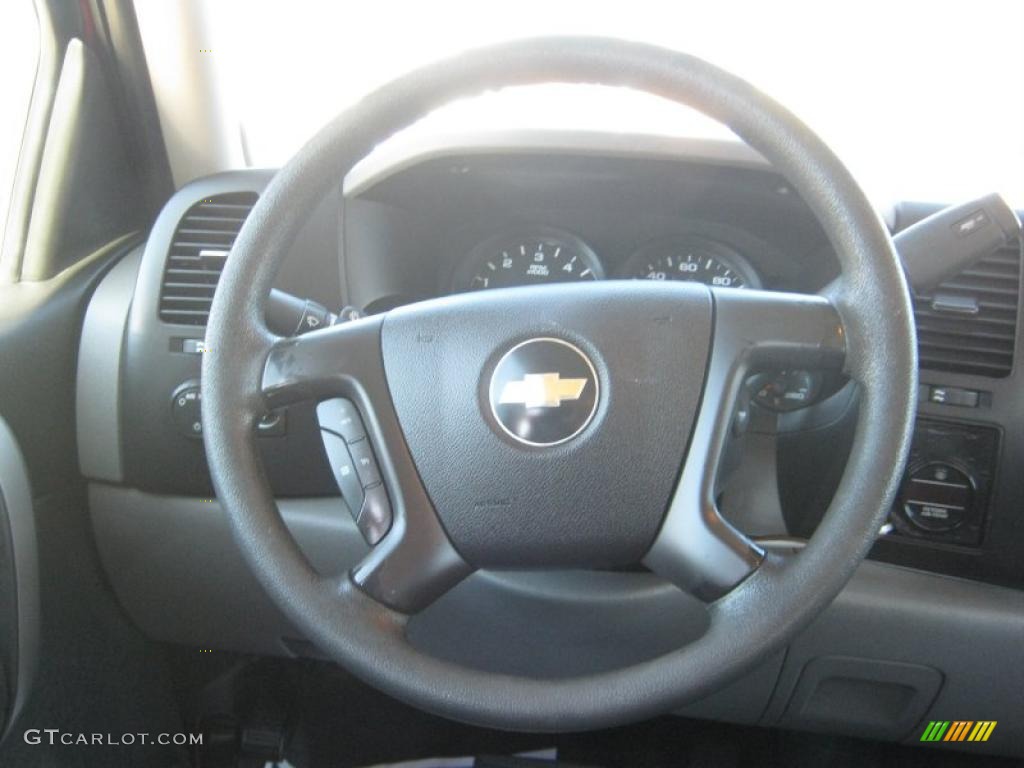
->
622, 236, 760, 289
454, 229, 603, 291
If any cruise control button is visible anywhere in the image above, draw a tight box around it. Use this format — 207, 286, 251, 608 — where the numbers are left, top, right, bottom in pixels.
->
357, 484, 392, 545
319, 430, 364, 517
316, 398, 366, 443
348, 439, 382, 488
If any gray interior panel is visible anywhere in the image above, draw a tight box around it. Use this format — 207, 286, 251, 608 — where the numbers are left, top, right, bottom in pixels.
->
0, 417, 38, 740
88, 484, 365, 656
89, 482, 1024, 754
761, 561, 1024, 756
76, 247, 142, 482
775, 655, 943, 741
89, 483, 784, 723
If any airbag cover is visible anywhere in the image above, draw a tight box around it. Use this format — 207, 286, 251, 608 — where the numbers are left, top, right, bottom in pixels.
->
381, 281, 712, 568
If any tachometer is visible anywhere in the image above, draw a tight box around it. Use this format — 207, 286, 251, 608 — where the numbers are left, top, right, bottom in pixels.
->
622, 236, 760, 289
454, 229, 603, 291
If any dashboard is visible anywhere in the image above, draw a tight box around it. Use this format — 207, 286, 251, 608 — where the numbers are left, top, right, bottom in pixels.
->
73, 133, 1024, 733
66, 130, 1024, 751
84, 131, 1024, 581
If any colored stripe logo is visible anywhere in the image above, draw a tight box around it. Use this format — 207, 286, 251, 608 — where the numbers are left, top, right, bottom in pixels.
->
921, 721, 997, 742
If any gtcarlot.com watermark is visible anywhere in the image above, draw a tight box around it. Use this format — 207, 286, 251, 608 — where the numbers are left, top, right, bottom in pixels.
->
24, 729, 202, 747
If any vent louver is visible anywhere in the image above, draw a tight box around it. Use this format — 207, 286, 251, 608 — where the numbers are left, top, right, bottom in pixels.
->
158, 192, 259, 325
914, 244, 1021, 377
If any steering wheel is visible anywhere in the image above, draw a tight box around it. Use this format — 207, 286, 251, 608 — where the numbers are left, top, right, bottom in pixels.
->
202, 37, 916, 731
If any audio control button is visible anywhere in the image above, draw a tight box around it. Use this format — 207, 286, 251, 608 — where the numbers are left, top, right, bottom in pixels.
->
348, 439, 382, 488
320, 430, 364, 517
317, 398, 366, 443
357, 484, 392, 545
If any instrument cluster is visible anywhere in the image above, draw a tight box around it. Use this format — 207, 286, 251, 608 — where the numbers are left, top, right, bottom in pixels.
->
452, 226, 762, 292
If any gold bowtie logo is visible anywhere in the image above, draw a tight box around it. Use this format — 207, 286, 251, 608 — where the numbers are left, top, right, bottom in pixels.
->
499, 373, 588, 408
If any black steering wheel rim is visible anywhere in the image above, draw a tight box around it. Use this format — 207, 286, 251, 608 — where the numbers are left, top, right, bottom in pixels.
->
202, 37, 917, 731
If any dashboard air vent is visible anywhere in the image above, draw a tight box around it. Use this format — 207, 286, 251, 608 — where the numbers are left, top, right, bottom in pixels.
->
914, 243, 1021, 377
158, 192, 259, 325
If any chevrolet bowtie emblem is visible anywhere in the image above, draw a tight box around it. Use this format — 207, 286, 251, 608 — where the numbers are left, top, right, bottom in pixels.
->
499, 373, 588, 408
489, 338, 598, 446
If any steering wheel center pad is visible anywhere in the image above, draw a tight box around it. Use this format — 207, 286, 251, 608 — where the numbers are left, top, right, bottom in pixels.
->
382, 281, 711, 568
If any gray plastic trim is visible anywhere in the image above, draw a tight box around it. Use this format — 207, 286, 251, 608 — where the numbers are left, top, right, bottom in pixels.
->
89, 484, 368, 656
344, 131, 772, 198
0, 416, 38, 740
89, 482, 783, 721
342, 129, 896, 228
76, 247, 142, 482
89, 482, 1024, 754
719, 433, 788, 536
762, 560, 1024, 756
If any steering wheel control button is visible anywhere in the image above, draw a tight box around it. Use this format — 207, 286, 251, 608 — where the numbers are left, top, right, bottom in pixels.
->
320, 430, 365, 517
901, 463, 973, 533
357, 484, 393, 545
750, 369, 822, 412
316, 399, 390, 538
348, 438, 383, 488
488, 338, 599, 446
316, 398, 367, 442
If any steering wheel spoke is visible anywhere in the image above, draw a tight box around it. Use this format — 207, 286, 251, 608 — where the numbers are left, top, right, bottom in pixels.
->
261, 314, 473, 614
644, 288, 846, 600
711, 287, 847, 373
349, 510, 472, 614
262, 316, 382, 408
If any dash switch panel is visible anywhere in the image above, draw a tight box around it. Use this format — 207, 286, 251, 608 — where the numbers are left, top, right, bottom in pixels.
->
889, 419, 999, 547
